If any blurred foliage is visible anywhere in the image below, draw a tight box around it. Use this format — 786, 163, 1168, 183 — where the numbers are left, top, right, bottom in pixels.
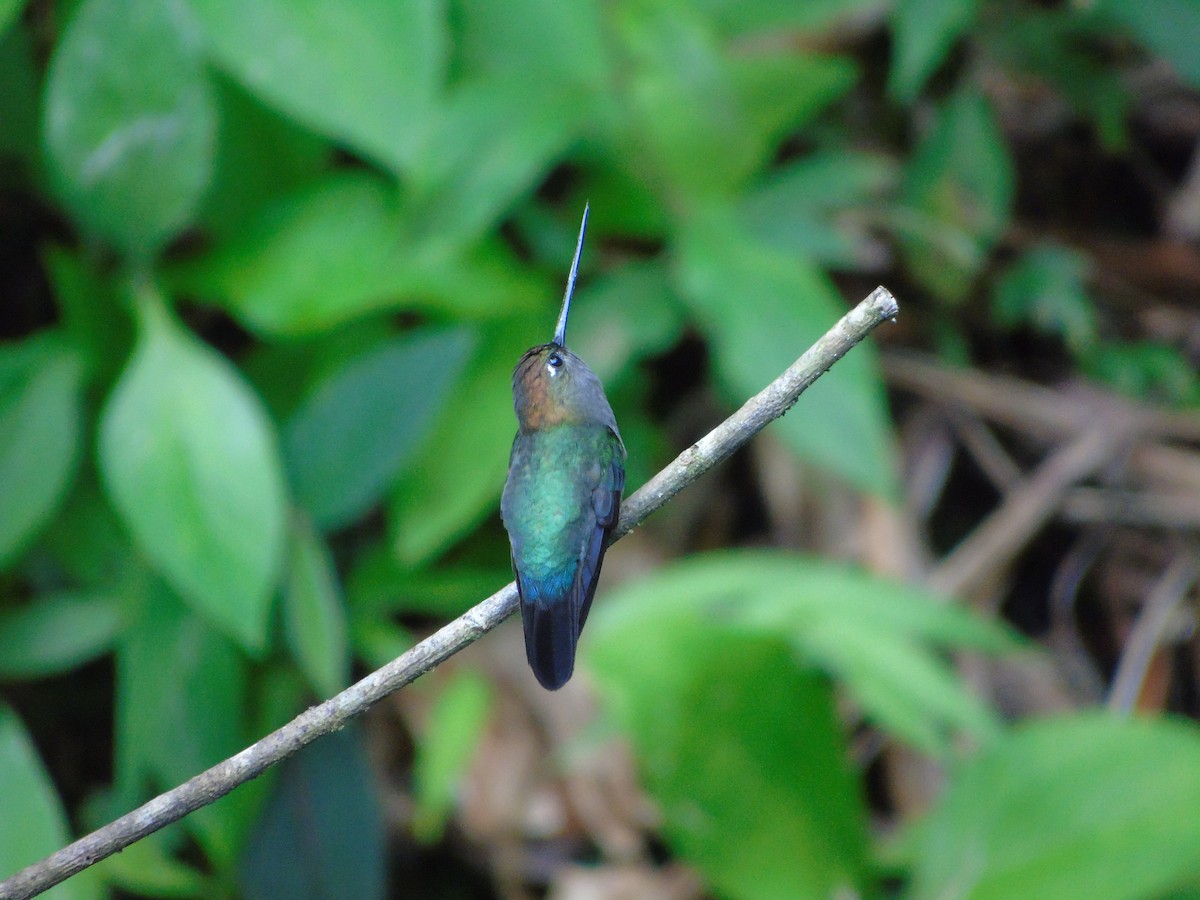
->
2, 0, 1200, 896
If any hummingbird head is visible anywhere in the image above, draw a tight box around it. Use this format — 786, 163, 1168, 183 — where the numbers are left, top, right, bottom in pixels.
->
511, 204, 618, 432
512, 341, 614, 430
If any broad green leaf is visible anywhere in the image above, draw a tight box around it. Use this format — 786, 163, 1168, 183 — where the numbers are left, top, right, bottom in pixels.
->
617, 6, 853, 197
0, 592, 122, 679
0, 336, 83, 567
99, 294, 286, 651
896, 88, 1014, 302
185, 0, 444, 173
738, 151, 899, 268
454, 0, 606, 89
239, 727, 385, 900
283, 514, 348, 698
589, 552, 1011, 753
588, 617, 867, 900
284, 327, 475, 530
408, 77, 585, 249
992, 245, 1096, 353
178, 171, 405, 336
43, 0, 215, 258
0, 704, 100, 899
909, 714, 1200, 899
888, 0, 980, 102
1095, 0, 1200, 88
172, 172, 543, 336
675, 212, 897, 498
198, 74, 331, 238
412, 671, 492, 842
116, 581, 255, 868
389, 317, 536, 565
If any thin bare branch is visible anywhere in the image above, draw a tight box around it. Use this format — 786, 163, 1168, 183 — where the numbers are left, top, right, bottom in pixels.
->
0, 287, 899, 900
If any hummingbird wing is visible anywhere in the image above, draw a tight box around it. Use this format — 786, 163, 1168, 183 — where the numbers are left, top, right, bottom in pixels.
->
513, 427, 624, 690
577, 429, 625, 632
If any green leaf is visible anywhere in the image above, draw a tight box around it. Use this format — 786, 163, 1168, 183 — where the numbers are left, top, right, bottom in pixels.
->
992, 245, 1096, 353
408, 77, 586, 248
185, 0, 444, 173
0, 592, 122, 680
589, 551, 1011, 754
0, 704, 102, 899
412, 671, 492, 842
43, 0, 215, 258
284, 327, 475, 530
1095, 0, 1200, 88
616, 5, 855, 197
909, 714, 1200, 899
738, 151, 899, 268
116, 581, 255, 867
172, 172, 544, 336
177, 171, 405, 336
389, 317, 534, 565
675, 211, 897, 498
896, 88, 1014, 302
239, 727, 385, 900
588, 617, 867, 900
283, 514, 349, 698
0, 336, 83, 567
198, 74, 331, 238
454, 0, 607, 89
99, 293, 286, 651
888, 0, 980, 102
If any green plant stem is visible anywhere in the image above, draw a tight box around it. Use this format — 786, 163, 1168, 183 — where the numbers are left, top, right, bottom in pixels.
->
0, 286, 899, 900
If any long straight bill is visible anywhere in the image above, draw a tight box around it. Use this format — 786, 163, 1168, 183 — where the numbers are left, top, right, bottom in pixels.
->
553, 203, 589, 347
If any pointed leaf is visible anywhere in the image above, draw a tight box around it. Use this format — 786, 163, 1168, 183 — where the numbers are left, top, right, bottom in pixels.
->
0, 592, 122, 680
116, 582, 255, 866
588, 619, 868, 900
888, 0, 980, 102
389, 318, 534, 565
412, 671, 492, 842
284, 327, 474, 530
283, 514, 349, 697
911, 714, 1200, 899
896, 88, 1014, 302
0, 704, 100, 899
590, 551, 1011, 754
185, 0, 444, 173
43, 0, 215, 258
99, 296, 286, 650
0, 336, 83, 567
676, 212, 897, 498
239, 727, 385, 900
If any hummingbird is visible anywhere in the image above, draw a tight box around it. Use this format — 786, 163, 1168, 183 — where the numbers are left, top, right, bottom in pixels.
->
501, 205, 626, 690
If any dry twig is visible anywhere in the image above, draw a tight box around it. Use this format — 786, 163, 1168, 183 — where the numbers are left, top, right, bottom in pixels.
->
0, 288, 900, 900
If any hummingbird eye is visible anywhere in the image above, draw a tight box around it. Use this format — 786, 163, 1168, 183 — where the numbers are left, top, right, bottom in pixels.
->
546, 352, 564, 372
